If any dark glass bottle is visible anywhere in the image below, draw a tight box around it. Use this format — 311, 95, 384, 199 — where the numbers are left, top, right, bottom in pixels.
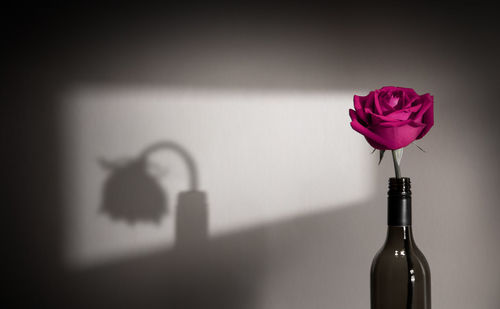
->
371, 177, 431, 309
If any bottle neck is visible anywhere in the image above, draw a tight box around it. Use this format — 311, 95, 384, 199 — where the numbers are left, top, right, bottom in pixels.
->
388, 195, 412, 226
384, 226, 415, 247
387, 177, 412, 226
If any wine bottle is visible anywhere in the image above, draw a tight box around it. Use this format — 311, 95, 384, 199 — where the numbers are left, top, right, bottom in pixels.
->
371, 177, 431, 309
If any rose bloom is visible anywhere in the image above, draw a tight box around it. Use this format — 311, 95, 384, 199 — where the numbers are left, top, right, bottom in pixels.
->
349, 86, 434, 150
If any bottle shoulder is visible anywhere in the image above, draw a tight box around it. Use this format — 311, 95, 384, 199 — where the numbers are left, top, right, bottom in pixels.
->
371, 243, 430, 275
413, 246, 431, 276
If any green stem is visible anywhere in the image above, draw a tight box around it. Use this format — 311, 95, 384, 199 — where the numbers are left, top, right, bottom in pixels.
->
392, 150, 401, 179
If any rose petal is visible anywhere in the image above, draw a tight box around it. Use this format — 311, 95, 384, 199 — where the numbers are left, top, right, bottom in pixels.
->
381, 86, 418, 98
416, 94, 434, 139
379, 92, 398, 113
349, 109, 362, 124
350, 116, 391, 150
353, 95, 368, 123
380, 86, 399, 92
401, 87, 418, 97
364, 137, 387, 150
376, 120, 425, 128
366, 109, 421, 125
362, 91, 376, 111
366, 109, 392, 125
385, 104, 422, 120
403, 92, 419, 108
385, 109, 411, 121
412, 94, 433, 123
373, 90, 383, 115
371, 121, 426, 149
379, 86, 419, 109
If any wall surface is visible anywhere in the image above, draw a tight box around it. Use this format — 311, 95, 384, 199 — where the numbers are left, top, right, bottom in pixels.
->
6, 2, 500, 309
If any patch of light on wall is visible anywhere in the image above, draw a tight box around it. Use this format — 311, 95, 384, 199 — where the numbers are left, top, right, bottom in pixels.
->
60, 87, 375, 269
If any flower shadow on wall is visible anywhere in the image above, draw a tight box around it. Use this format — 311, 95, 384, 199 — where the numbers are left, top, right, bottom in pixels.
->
99, 140, 208, 246
90, 141, 265, 308
99, 157, 168, 224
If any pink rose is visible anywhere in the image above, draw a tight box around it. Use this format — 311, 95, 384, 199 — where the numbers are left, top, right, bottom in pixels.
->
349, 86, 434, 150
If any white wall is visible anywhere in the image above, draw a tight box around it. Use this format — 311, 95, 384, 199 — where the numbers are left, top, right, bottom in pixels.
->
8, 4, 500, 309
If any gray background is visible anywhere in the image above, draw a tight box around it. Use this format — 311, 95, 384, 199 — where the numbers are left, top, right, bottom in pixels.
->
6, 2, 500, 308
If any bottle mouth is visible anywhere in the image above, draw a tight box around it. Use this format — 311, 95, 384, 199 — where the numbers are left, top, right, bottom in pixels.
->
388, 177, 411, 197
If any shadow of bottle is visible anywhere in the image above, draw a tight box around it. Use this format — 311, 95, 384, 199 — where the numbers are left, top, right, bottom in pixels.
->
175, 190, 209, 249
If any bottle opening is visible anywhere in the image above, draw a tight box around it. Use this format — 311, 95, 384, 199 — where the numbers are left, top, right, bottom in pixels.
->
388, 177, 411, 198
